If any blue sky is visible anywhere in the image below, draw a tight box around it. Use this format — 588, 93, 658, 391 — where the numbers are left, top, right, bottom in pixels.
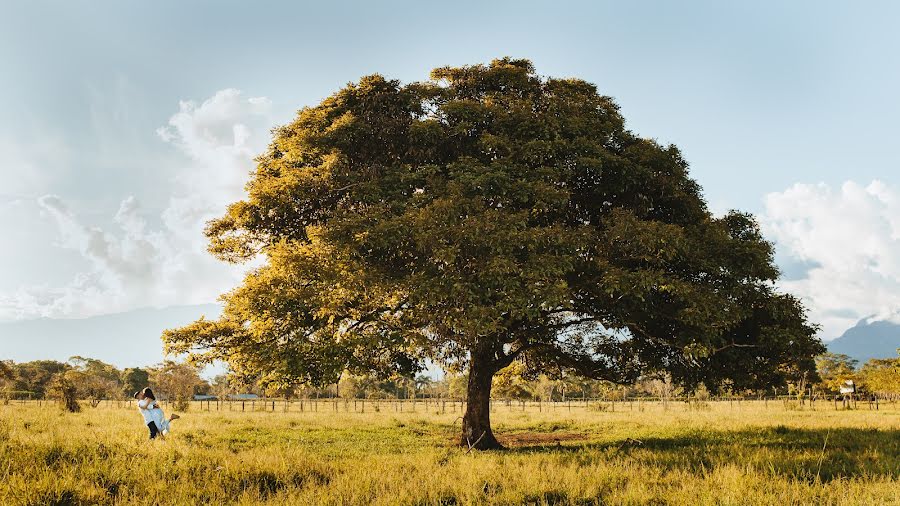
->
3, 1, 900, 365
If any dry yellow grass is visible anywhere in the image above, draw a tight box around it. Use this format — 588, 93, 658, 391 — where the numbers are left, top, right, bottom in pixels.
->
1, 400, 897, 505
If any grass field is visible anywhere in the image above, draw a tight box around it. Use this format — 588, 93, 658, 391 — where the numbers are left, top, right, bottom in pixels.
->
1, 400, 897, 505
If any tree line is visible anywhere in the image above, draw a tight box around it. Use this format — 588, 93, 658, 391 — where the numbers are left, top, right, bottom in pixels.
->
4, 350, 897, 408
815, 351, 900, 398
0, 357, 207, 410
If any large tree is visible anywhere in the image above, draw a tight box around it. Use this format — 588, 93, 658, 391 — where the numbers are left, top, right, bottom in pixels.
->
165, 58, 822, 449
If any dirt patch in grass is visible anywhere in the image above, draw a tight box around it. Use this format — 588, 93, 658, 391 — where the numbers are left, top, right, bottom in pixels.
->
444, 430, 589, 449
499, 431, 588, 447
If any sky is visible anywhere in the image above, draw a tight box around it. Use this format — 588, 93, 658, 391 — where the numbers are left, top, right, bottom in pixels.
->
3, 1, 900, 363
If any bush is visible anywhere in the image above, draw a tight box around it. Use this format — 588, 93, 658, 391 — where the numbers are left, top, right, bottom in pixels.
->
48, 374, 81, 413
173, 398, 190, 412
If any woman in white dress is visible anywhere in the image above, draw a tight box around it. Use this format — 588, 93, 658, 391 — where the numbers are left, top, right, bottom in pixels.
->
134, 388, 180, 439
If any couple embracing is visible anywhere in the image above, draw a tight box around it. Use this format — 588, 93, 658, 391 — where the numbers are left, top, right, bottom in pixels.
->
133, 387, 181, 439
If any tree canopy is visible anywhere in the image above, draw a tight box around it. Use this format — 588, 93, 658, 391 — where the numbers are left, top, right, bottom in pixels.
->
815, 352, 859, 394
121, 367, 150, 398
147, 360, 205, 410
64, 356, 122, 406
164, 58, 823, 448
859, 354, 900, 395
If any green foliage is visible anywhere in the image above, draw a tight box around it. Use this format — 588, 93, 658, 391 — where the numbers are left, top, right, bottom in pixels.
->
0, 361, 12, 404
47, 374, 80, 412
858, 352, 900, 395
337, 373, 422, 399
446, 372, 468, 400
64, 356, 122, 405
815, 353, 858, 394
165, 57, 822, 400
0, 360, 12, 381
120, 367, 150, 398
492, 361, 533, 400
208, 374, 236, 398
148, 360, 205, 409
6, 360, 68, 398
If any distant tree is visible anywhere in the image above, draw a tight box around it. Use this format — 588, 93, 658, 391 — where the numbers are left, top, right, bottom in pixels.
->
424, 376, 450, 399
642, 376, 677, 401
121, 367, 150, 398
47, 373, 80, 413
337, 374, 366, 399
815, 353, 858, 394
12, 360, 68, 398
64, 356, 122, 406
447, 373, 468, 401
337, 373, 411, 399
397, 375, 415, 399
531, 375, 565, 402
0, 360, 13, 403
165, 58, 822, 448
194, 379, 213, 396
492, 361, 533, 401
0, 360, 12, 380
209, 374, 233, 398
414, 374, 435, 398
561, 375, 611, 400
858, 353, 900, 396
148, 361, 204, 410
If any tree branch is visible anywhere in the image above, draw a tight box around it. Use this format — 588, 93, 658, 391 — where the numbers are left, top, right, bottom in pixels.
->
711, 342, 758, 354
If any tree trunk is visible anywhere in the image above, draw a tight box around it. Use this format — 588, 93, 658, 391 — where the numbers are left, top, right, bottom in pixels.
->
461, 345, 503, 450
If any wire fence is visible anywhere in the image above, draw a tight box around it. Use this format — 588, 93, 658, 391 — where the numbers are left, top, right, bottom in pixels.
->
3, 393, 895, 414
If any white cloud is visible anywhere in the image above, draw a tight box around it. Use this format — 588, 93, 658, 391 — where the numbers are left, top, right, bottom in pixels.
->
158, 89, 273, 239
0, 89, 271, 321
762, 180, 900, 340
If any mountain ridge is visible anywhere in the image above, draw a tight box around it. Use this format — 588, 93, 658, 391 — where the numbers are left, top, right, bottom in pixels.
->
827, 318, 900, 365
0, 304, 222, 368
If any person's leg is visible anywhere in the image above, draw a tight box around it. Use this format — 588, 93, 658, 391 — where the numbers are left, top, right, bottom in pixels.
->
147, 421, 159, 439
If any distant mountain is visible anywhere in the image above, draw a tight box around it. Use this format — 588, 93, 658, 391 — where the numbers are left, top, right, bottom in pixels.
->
827, 319, 900, 365
0, 304, 221, 368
